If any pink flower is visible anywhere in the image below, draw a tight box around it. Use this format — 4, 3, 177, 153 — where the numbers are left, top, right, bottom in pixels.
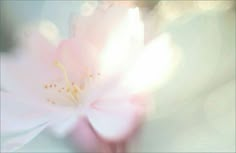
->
1, 6, 176, 153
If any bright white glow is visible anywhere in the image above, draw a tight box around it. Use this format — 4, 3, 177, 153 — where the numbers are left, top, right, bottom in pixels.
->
122, 33, 180, 93
99, 7, 144, 76
39, 20, 60, 45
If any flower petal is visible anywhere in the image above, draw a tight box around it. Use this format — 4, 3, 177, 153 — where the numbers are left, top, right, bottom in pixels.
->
72, 5, 129, 51
86, 95, 145, 141
1, 123, 47, 152
56, 38, 99, 83
1, 92, 53, 134
121, 33, 180, 93
1, 32, 60, 97
68, 117, 102, 152
99, 7, 144, 77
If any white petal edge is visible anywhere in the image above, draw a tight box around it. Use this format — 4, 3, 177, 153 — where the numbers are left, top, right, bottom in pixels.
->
1, 123, 48, 152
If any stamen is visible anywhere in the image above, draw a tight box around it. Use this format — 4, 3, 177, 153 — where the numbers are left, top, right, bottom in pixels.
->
54, 61, 71, 89
54, 60, 80, 103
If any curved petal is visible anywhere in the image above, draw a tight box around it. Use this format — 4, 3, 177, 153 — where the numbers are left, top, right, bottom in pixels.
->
1, 32, 61, 98
69, 116, 128, 153
72, 5, 130, 51
98, 7, 144, 77
0, 92, 56, 152
0, 92, 54, 134
68, 117, 102, 152
86, 94, 145, 141
121, 33, 180, 93
1, 123, 47, 152
1, 91, 76, 151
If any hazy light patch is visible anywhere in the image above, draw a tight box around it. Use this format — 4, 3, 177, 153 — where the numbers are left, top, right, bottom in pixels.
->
99, 8, 143, 76
122, 33, 180, 93
80, 1, 98, 16
39, 20, 60, 45
157, 1, 186, 21
195, 1, 234, 11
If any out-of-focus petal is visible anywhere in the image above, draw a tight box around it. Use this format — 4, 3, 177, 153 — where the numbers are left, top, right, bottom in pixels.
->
72, 5, 129, 51
99, 7, 144, 77
19, 28, 57, 59
121, 33, 180, 93
68, 117, 103, 152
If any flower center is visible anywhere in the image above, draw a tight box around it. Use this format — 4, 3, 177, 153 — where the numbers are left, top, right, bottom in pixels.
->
43, 61, 100, 105
43, 61, 81, 105
54, 61, 80, 102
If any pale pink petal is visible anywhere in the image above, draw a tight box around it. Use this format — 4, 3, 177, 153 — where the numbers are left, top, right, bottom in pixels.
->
56, 38, 99, 83
86, 95, 145, 141
69, 116, 127, 153
1, 92, 55, 134
68, 117, 103, 152
1, 32, 61, 97
72, 6, 129, 51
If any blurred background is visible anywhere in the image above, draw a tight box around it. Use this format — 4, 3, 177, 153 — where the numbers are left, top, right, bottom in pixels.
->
0, 0, 235, 152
